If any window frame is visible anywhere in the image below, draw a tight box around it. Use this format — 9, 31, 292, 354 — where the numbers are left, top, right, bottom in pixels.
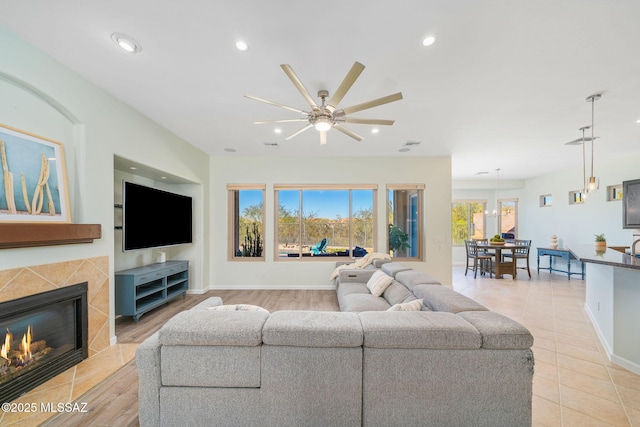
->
386, 184, 425, 260
273, 184, 377, 261
227, 184, 266, 261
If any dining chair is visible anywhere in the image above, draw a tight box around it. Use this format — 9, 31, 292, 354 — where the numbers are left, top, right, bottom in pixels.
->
464, 240, 494, 278
502, 239, 532, 277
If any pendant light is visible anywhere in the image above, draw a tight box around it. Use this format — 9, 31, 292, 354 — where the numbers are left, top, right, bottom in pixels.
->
494, 168, 501, 217
579, 126, 590, 197
585, 94, 601, 194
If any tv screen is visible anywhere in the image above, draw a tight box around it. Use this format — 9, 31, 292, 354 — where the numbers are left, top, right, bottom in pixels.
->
122, 181, 193, 251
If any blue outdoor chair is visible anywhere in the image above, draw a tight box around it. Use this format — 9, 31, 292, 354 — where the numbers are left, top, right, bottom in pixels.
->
310, 238, 328, 255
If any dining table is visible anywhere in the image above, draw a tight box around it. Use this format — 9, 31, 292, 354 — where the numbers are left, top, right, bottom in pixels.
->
475, 242, 521, 278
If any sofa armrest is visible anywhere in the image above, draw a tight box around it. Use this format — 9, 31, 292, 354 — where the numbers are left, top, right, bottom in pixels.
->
458, 311, 534, 349
136, 332, 161, 427
338, 269, 376, 284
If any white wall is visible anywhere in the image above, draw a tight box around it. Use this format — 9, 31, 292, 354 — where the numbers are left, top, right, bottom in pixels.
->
210, 156, 453, 289
0, 26, 210, 342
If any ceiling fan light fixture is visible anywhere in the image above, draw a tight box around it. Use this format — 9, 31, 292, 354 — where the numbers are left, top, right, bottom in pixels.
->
422, 35, 437, 47
314, 117, 332, 132
111, 33, 141, 53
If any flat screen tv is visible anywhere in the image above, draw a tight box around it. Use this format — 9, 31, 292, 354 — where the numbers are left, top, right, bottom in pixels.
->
122, 181, 193, 251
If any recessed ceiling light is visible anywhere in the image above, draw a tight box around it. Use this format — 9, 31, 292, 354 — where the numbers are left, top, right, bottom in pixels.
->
224, 148, 236, 153
371, 128, 379, 134
161, 176, 167, 180
422, 35, 436, 47
129, 166, 137, 170
274, 128, 282, 134
399, 148, 410, 153
636, 119, 640, 123
235, 41, 248, 51
111, 33, 141, 53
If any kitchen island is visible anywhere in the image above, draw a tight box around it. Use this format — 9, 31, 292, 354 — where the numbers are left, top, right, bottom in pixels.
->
571, 245, 640, 374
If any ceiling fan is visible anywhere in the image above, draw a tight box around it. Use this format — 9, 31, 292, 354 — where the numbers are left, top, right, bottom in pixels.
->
244, 62, 403, 145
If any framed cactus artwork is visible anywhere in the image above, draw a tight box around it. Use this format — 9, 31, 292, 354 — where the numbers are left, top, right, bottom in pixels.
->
0, 124, 70, 223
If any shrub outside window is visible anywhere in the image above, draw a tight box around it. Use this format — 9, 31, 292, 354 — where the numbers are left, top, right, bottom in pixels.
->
228, 185, 265, 260
387, 185, 424, 259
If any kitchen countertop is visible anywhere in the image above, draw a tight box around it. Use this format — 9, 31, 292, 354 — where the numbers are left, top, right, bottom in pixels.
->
568, 244, 640, 271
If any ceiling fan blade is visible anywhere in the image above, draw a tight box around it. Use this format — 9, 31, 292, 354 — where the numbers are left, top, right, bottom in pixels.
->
320, 131, 327, 145
285, 124, 313, 140
280, 64, 318, 109
244, 94, 308, 115
327, 62, 365, 111
342, 118, 395, 126
564, 136, 597, 145
254, 119, 309, 124
333, 124, 364, 142
338, 92, 403, 116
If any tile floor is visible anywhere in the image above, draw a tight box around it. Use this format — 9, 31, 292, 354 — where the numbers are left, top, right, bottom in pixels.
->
2, 266, 639, 426
452, 265, 640, 426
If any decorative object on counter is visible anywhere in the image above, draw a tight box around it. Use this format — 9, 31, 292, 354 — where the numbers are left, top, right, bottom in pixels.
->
594, 233, 606, 251
550, 235, 558, 249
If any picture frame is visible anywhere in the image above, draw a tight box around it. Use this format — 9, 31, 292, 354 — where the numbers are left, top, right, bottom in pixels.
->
0, 124, 70, 223
622, 178, 640, 229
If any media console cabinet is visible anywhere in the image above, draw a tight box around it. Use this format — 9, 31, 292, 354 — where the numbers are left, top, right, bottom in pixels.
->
115, 261, 189, 322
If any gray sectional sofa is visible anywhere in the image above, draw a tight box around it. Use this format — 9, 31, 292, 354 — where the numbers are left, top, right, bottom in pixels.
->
137, 264, 535, 426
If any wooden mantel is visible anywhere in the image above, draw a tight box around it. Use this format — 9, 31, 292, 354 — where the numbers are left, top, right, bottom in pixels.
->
0, 223, 101, 249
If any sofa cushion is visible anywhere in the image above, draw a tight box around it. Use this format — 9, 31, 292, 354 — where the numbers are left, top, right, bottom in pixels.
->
262, 311, 363, 347
358, 311, 481, 349
208, 304, 269, 314
337, 282, 370, 301
458, 311, 534, 349
158, 310, 267, 346
339, 293, 392, 312
412, 285, 488, 313
395, 270, 441, 290
161, 345, 261, 387
190, 296, 224, 310
387, 299, 423, 311
366, 270, 394, 297
381, 262, 412, 278
382, 280, 416, 305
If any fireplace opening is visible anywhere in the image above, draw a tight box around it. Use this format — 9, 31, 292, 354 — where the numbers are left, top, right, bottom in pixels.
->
0, 282, 88, 403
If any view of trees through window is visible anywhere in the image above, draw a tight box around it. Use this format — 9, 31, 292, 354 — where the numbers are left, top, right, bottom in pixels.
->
277, 188, 374, 258
452, 201, 485, 245
499, 199, 517, 237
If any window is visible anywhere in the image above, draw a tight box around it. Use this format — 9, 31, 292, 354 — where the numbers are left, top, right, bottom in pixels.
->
607, 184, 622, 201
569, 190, 585, 205
498, 199, 518, 238
452, 201, 486, 246
228, 185, 265, 260
540, 194, 552, 207
275, 185, 376, 259
387, 185, 424, 259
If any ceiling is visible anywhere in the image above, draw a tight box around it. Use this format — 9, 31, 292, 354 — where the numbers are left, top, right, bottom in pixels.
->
1, 0, 640, 181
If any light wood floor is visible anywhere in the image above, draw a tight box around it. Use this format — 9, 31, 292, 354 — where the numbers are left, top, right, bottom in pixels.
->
43, 269, 640, 426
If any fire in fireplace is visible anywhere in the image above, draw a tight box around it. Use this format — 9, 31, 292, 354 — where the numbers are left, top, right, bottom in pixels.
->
0, 283, 88, 403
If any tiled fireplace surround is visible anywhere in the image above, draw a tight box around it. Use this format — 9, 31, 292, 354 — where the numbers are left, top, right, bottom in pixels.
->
0, 256, 117, 425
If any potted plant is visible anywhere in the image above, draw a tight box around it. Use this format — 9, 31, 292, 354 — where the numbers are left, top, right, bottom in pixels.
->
594, 233, 606, 251
388, 224, 410, 257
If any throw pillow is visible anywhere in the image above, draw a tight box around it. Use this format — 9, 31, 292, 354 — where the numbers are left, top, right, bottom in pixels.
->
387, 299, 423, 311
207, 304, 269, 314
366, 270, 394, 297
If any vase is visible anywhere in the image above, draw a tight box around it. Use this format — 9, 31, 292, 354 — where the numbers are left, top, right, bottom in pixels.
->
550, 235, 558, 249
595, 241, 606, 251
